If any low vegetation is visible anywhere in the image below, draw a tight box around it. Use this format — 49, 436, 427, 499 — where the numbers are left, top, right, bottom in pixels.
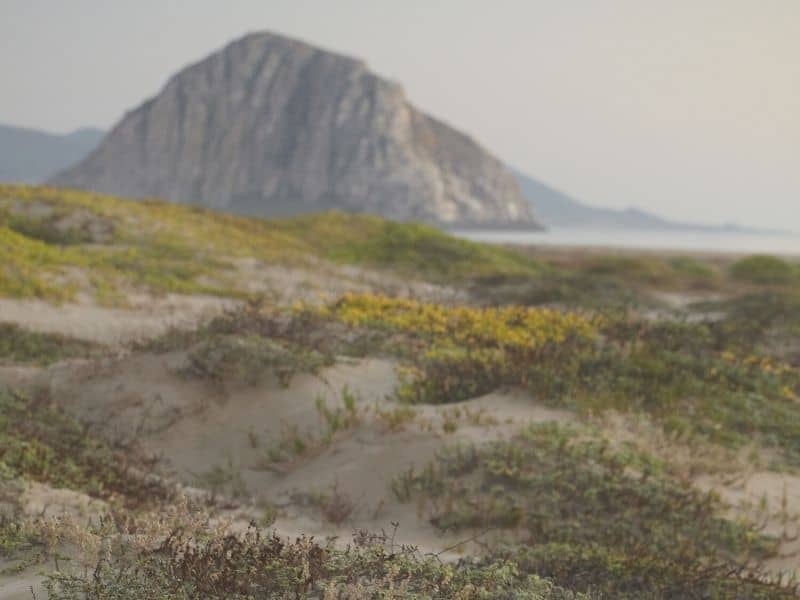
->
0, 185, 542, 303
274, 211, 543, 281
472, 270, 644, 309
325, 292, 597, 403
2, 185, 800, 596
694, 291, 800, 357
0, 511, 42, 571
256, 386, 362, 469
21, 422, 795, 598
182, 333, 332, 388
730, 255, 798, 285
0, 323, 98, 365
298, 293, 800, 464
143, 290, 800, 464
489, 249, 798, 310
2, 185, 797, 310
393, 422, 796, 598
42, 524, 588, 599
0, 390, 170, 507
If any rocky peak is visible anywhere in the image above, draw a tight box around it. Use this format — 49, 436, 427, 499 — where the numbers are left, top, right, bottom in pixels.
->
50, 32, 542, 228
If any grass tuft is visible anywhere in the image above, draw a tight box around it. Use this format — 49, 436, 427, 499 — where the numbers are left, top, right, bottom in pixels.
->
0, 323, 98, 365
394, 422, 796, 599
730, 255, 797, 285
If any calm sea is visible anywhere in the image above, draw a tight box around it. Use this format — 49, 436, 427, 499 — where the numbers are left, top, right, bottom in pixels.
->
451, 228, 800, 257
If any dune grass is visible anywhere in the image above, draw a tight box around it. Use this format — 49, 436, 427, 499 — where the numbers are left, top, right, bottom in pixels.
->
0, 185, 542, 304
730, 255, 798, 285
143, 292, 800, 466
393, 422, 795, 599
2, 185, 796, 311
473, 253, 726, 309
42, 524, 590, 599
181, 333, 332, 388
273, 211, 543, 280
0, 323, 98, 365
0, 390, 170, 507
295, 293, 800, 463
3, 185, 800, 597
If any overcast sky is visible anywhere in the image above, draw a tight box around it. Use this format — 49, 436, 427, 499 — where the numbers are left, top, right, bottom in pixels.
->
1, 0, 797, 229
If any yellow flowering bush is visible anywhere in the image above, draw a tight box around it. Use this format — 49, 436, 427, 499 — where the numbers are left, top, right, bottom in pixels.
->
331, 293, 596, 351
323, 293, 598, 403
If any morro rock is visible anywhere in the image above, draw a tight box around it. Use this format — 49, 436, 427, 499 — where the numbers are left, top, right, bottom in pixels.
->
51, 32, 541, 228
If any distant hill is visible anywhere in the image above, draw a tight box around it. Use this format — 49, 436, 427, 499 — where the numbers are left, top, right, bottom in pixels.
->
0, 124, 104, 184
513, 169, 757, 232
0, 115, 764, 234
50, 32, 542, 229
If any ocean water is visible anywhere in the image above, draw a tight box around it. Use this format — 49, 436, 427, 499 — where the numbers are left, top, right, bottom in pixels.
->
451, 228, 800, 256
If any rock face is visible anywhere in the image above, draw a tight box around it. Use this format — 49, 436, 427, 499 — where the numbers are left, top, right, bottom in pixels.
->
51, 32, 541, 228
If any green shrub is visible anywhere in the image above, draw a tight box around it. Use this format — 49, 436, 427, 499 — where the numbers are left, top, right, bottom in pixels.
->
471, 272, 642, 309
0, 390, 170, 507
580, 255, 676, 286
730, 255, 796, 285
0, 323, 98, 365
395, 423, 794, 599
700, 291, 800, 353
275, 212, 543, 281
44, 525, 589, 599
0, 208, 116, 246
669, 255, 717, 287
183, 334, 332, 387
302, 295, 800, 462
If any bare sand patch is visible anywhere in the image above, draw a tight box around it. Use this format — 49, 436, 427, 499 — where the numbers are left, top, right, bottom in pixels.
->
18, 481, 108, 522
0, 294, 236, 346
35, 352, 574, 556
0, 366, 41, 393
0, 571, 45, 600
0, 258, 463, 349
234, 259, 466, 305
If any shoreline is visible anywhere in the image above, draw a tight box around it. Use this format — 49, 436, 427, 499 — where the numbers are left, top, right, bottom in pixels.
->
506, 243, 800, 262
450, 229, 800, 260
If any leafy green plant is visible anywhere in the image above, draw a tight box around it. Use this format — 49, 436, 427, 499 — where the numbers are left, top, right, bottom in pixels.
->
183, 334, 331, 387
580, 255, 677, 286
0, 390, 170, 507
313, 293, 800, 461
695, 291, 800, 354
0, 515, 40, 566
669, 255, 718, 286
395, 422, 795, 599
0, 323, 98, 365
730, 255, 797, 285
0, 204, 116, 246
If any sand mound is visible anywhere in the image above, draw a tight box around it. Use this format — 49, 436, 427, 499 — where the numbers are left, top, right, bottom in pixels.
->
32, 351, 573, 555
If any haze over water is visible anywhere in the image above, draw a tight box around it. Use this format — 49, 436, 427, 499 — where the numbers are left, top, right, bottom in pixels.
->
453, 228, 800, 256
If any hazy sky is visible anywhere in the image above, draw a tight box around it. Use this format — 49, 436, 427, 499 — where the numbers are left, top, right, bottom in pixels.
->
1, 0, 798, 229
